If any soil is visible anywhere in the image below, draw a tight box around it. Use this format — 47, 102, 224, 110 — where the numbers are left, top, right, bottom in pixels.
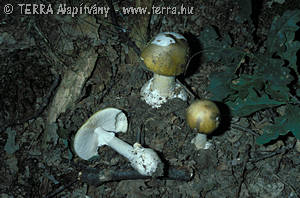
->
0, 0, 299, 198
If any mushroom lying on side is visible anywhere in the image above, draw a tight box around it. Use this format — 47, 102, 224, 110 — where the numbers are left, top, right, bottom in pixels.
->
186, 100, 220, 149
140, 32, 190, 108
73, 108, 163, 176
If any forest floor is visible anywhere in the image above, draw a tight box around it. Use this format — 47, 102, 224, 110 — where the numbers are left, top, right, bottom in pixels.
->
0, 0, 299, 197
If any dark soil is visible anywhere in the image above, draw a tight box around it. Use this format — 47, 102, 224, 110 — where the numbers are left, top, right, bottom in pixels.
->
0, 0, 299, 197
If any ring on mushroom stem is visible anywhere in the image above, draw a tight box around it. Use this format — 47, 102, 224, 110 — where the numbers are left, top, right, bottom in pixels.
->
186, 100, 220, 149
140, 32, 190, 108
73, 107, 163, 176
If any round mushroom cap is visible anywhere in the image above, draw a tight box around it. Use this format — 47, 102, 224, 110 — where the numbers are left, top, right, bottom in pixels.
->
141, 32, 189, 76
186, 100, 220, 134
73, 107, 128, 160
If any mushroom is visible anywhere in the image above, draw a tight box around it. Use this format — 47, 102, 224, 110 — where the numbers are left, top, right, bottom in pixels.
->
186, 100, 220, 149
140, 32, 190, 108
73, 107, 163, 176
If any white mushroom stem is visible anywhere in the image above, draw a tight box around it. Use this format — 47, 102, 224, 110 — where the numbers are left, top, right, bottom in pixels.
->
191, 133, 212, 150
95, 127, 162, 176
140, 74, 188, 108
151, 73, 175, 97
98, 129, 134, 160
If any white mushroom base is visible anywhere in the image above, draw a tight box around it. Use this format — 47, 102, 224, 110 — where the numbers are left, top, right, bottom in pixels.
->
140, 76, 188, 108
95, 129, 163, 176
130, 143, 162, 176
191, 133, 212, 150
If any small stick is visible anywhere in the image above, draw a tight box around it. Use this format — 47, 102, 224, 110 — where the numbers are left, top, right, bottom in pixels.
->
249, 143, 294, 163
230, 123, 260, 136
79, 166, 193, 186
105, 0, 141, 56
45, 179, 79, 198
175, 79, 197, 101
136, 124, 145, 145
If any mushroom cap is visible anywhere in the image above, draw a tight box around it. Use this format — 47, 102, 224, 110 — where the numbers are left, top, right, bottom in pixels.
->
73, 107, 128, 160
186, 100, 220, 134
141, 32, 189, 76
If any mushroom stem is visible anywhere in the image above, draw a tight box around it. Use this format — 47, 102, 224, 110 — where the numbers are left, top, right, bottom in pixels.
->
103, 132, 135, 161
151, 73, 175, 97
191, 133, 211, 150
95, 128, 163, 176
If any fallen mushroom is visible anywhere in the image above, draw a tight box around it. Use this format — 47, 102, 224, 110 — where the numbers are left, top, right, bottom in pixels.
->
140, 32, 190, 108
186, 100, 220, 149
73, 107, 163, 176
73, 108, 128, 160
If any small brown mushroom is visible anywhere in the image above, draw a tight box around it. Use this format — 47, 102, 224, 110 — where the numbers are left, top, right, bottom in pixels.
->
186, 100, 220, 149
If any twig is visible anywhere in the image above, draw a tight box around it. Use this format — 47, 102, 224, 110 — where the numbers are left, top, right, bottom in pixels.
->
105, 0, 141, 56
230, 123, 260, 136
79, 166, 193, 186
228, 143, 294, 167
273, 174, 299, 198
175, 79, 197, 101
136, 124, 145, 145
249, 143, 294, 163
289, 93, 300, 105
45, 179, 79, 198
235, 144, 251, 198
184, 51, 202, 76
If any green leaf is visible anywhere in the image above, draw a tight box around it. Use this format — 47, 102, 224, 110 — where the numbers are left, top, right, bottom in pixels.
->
265, 82, 291, 102
256, 58, 293, 101
266, 10, 300, 57
230, 74, 264, 99
226, 89, 284, 117
198, 26, 244, 63
279, 31, 300, 72
257, 58, 291, 86
256, 104, 300, 144
256, 121, 285, 145
281, 105, 300, 139
296, 87, 300, 97
208, 66, 236, 101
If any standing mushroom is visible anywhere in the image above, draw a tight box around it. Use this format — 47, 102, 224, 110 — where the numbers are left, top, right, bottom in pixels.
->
73, 107, 163, 176
140, 32, 190, 108
186, 100, 220, 149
